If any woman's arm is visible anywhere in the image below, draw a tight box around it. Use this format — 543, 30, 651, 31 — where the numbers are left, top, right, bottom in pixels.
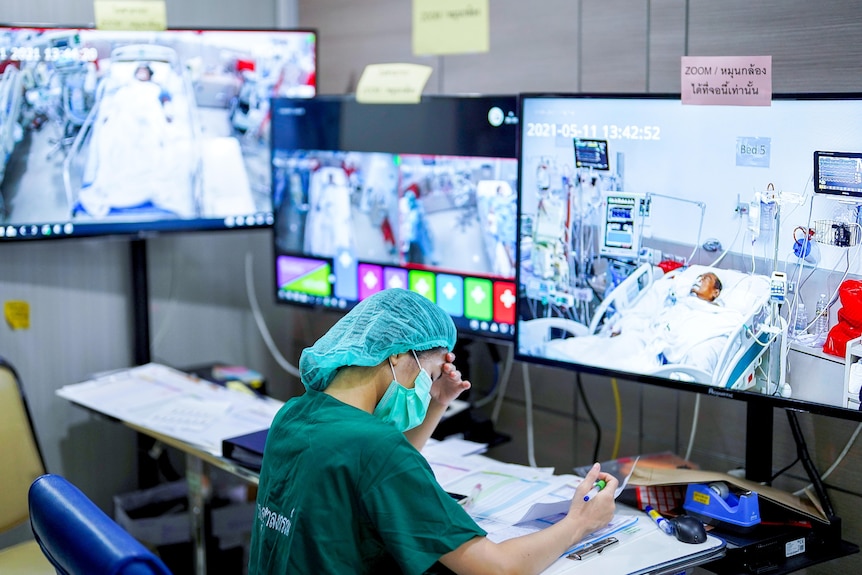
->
440, 464, 619, 575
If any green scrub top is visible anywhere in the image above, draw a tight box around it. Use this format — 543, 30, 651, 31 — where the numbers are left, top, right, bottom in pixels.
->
248, 389, 486, 575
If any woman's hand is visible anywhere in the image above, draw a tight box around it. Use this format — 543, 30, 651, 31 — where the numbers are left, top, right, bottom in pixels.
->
562, 463, 618, 540
430, 352, 471, 407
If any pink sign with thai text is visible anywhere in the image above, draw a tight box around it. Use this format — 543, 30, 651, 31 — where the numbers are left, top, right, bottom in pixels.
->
681, 55, 772, 106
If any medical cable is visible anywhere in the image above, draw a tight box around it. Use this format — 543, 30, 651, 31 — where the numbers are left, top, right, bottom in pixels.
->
784, 195, 817, 343
475, 343, 514, 409
685, 202, 707, 265
801, 247, 853, 335
749, 242, 757, 274
473, 349, 500, 408
683, 394, 700, 461
151, 246, 179, 355
815, 422, 862, 483
786, 410, 836, 521
576, 372, 602, 463
610, 377, 622, 460
522, 363, 538, 468
793, 420, 862, 497
489, 352, 513, 426
244, 251, 301, 379
708, 216, 744, 268
770, 455, 800, 483
776, 315, 790, 396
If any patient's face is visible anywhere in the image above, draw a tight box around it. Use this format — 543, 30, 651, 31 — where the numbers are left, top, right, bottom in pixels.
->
690, 273, 721, 302
135, 66, 152, 82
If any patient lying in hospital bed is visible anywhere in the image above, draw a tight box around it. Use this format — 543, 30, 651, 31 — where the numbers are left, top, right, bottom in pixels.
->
522, 265, 772, 386
75, 52, 198, 219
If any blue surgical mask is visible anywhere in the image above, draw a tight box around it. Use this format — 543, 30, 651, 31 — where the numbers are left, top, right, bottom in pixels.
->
372, 350, 432, 432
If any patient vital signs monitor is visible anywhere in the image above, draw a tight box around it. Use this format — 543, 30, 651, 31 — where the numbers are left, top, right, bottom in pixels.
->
0, 25, 317, 241
600, 192, 645, 259
574, 139, 609, 170
516, 93, 862, 421
814, 150, 862, 199
271, 95, 520, 340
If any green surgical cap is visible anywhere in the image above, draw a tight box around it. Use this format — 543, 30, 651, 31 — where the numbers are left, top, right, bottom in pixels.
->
300, 289, 457, 391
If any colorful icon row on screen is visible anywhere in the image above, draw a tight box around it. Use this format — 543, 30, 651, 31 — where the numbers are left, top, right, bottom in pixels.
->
276, 255, 515, 325
354, 263, 515, 325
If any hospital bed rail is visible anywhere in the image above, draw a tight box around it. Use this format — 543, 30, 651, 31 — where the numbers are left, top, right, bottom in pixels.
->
517, 262, 658, 354
520, 265, 780, 392
621, 268, 777, 389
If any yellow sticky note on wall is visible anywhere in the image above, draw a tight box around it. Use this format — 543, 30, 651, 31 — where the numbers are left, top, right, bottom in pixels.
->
5, 301, 30, 330
356, 63, 433, 104
94, 0, 167, 31
413, 0, 490, 56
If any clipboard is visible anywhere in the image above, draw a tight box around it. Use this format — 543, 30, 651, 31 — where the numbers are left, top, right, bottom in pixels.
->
541, 511, 725, 575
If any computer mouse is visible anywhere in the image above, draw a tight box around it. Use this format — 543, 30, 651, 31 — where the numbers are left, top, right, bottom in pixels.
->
670, 515, 707, 544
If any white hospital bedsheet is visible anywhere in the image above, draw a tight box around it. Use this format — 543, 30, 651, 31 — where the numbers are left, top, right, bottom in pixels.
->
77, 61, 197, 218
543, 266, 769, 377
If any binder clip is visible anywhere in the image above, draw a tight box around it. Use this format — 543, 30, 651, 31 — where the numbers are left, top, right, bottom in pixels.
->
566, 536, 619, 560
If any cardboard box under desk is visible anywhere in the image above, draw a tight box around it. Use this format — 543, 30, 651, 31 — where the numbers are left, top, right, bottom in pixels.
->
114, 480, 256, 549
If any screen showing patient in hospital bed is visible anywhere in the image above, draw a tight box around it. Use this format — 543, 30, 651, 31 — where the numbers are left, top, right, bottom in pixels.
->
516, 93, 862, 419
0, 25, 317, 241
270, 95, 519, 340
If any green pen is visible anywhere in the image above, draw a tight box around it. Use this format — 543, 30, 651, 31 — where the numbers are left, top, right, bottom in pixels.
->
583, 479, 606, 502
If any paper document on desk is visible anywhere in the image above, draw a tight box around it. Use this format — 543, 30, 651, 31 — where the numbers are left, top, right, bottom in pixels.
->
57, 363, 283, 456
443, 470, 576, 526
481, 513, 638, 553
144, 397, 233, 432
516, 456, 639, 524
422, 436, 488, 459
58, 364, 199, 419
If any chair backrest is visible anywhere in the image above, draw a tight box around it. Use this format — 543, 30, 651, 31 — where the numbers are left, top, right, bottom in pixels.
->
28, 474, 173, 575
0, 357, 46, 534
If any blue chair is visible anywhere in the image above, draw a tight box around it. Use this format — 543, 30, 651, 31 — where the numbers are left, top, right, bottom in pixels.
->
28, 474, 173, 575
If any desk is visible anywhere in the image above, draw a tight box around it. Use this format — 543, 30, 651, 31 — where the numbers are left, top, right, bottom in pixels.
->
59, 363, 724, 575
57, 363, 281, 575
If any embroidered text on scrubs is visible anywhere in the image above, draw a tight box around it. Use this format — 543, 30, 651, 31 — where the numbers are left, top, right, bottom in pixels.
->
257, 504, 294, 537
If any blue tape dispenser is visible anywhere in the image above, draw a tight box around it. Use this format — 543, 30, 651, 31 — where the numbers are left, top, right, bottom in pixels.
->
683, 482, 761, 532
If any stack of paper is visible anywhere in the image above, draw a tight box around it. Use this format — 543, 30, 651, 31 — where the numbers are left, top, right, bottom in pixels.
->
57, 363, 283, 456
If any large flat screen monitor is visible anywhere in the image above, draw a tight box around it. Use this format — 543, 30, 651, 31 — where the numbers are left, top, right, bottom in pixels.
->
516, 93, 862, 420
0, 25, 317, 241
271, 95, 519, 341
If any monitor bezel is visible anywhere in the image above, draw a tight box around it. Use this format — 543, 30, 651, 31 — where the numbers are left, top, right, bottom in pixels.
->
515, 91, 862, 422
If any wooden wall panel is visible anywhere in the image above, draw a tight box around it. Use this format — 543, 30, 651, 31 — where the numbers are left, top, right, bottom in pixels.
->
688, 0, 862, 92
442, 0, 580, 94
647, 0, 687, 92
579, 0, 649, 92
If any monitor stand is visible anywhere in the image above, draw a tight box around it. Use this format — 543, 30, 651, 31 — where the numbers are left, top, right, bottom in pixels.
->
744, 401, 773, 483
130, 238, 161, 487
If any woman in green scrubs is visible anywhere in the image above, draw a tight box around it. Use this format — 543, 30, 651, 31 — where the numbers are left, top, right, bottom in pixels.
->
249, 288, 617, 575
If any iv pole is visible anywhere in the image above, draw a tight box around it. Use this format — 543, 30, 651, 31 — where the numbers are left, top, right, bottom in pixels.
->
640, 192, 706, 265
